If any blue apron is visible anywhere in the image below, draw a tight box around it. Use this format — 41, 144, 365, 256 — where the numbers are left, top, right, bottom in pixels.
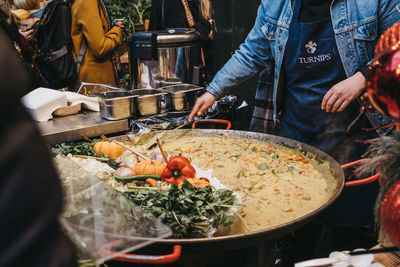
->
281, 0, 378, 227
281, 2, 360, 153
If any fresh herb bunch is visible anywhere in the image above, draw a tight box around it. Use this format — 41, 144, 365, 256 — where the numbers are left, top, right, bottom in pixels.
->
124, 181, 237, 238
104, 0, 152, 42
53, 140, 100, 157
52, 139, 120, 170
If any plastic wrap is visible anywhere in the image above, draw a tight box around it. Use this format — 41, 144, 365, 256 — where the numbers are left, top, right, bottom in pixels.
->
53, 156, 171, 265
130, 95, 248, 133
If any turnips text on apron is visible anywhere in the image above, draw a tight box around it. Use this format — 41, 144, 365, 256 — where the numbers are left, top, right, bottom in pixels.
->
280, 0, 377, 227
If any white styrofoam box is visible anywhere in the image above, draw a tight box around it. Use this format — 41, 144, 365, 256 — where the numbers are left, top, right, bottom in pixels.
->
21, 87, 68, 122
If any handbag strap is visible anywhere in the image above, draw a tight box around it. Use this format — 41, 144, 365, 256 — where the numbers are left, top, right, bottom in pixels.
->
181, 0, 195, 27
76, 41, 87, 73
161, 0, 165, 29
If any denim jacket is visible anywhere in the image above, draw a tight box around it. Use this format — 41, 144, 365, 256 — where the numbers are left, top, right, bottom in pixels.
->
208, 0, 400, 135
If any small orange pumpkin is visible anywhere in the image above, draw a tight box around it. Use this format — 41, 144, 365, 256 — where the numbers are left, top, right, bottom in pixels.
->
93, 141, 126, 159
135, 159, 166, 176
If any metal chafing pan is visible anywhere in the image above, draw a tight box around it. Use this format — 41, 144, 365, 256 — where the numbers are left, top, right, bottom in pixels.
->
162, 84, 204, 111
129, 89, 168, 116
108, 129, 345, 265
77, 82, 122, 96
97, 91, 135, 120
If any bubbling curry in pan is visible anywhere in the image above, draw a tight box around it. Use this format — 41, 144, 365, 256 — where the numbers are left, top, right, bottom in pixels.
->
140, 132, 339, 234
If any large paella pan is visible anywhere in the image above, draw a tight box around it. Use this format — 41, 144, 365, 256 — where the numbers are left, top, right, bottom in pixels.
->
102, 129, 345, 264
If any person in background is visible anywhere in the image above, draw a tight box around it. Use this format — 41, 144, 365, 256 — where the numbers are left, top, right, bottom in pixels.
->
0, 6, 77, 267
71, 0, 124, 87
13, 0, 40, 10
0, 0, 44, 91
189, 0, 400, 264
12, 0, 41, 41
149, 0, 215, 82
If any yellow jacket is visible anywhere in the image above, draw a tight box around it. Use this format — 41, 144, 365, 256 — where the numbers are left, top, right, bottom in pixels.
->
71, 0, 122, 85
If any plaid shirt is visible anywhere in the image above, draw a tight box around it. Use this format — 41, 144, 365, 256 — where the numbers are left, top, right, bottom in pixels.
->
249, 63, 280, 134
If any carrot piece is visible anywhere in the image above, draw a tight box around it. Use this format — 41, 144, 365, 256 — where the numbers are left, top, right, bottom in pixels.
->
297, 155, 310, 163
266, 144, 276, 152
289, 155, 310, 164
146, 178, 158, 187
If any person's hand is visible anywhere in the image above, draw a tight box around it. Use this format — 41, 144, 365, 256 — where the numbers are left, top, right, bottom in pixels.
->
188, 92, 216, 121
321, 71, 366, 113
19, 29, 34, 41
114, 20, 124, 29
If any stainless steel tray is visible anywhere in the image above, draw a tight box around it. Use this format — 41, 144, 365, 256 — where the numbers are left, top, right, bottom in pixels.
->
130, 89, 167, 117
97, 91, 135, 120
36, 112, 129, 145
162, 84, 204, 111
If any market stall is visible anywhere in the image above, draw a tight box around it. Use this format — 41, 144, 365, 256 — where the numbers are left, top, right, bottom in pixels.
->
24, 55, 379, 267
17, 22, 390, 267
7, 0, 400, 265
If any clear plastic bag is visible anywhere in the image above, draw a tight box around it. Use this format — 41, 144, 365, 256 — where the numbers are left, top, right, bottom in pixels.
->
54, 156, 171, 265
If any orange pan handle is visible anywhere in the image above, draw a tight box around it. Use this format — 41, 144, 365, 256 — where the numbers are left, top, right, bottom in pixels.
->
192, 119, 232, 130
99, 241, 181, 264
341, 159, 380, 187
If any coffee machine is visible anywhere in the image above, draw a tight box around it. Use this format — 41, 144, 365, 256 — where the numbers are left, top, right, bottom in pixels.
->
129, 28, 204, 89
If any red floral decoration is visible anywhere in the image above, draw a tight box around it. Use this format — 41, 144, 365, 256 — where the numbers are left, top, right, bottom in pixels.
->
367, 48, 400, 121
375, 22, 400, 56
380, 179, 400, 248
367, 22, 400, 122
